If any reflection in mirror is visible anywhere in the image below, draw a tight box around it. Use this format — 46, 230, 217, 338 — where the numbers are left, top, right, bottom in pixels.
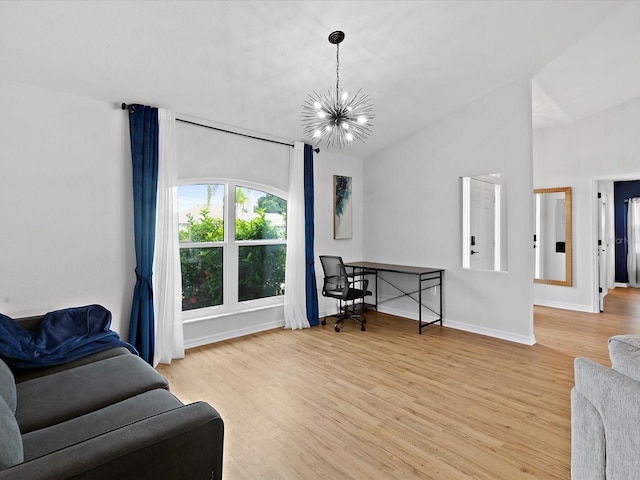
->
462, 173, 507, 272
534, 187, 572, 286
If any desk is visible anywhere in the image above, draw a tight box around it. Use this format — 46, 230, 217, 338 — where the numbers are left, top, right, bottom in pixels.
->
344, 261, 444, 334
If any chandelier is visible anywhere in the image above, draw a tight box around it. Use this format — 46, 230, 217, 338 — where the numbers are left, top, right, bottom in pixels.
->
301, 31, 374, 149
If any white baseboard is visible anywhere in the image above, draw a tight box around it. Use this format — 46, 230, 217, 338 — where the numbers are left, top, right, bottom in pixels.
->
443, 319, 536, 346
533, 299, 594, 313
184, 319, 284, 349
188, 304, 539, 349
376, 306, 537, 346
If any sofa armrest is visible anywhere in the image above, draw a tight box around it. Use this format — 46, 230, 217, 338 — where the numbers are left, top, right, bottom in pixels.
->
571, 387, 605, 480
573, 357, 640, 480
0, 402, 224, 480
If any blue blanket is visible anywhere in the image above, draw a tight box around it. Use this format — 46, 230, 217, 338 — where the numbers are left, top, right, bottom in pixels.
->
0, 304, 138, 368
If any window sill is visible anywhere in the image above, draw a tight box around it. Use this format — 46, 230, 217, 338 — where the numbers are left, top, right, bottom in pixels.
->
182, 302, 284, 324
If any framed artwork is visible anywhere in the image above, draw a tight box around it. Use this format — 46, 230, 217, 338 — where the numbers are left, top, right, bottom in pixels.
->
333, 175, 352, 239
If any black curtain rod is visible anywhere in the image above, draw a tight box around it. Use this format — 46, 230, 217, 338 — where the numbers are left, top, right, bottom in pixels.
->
121, 103, 319, 153
176, 118, 295, 148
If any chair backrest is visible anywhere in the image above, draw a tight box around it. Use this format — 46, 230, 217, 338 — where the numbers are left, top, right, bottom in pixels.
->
319, 255, 348, 298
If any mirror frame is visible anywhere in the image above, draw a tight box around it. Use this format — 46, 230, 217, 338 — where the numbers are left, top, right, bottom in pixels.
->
534, 186, 572, 286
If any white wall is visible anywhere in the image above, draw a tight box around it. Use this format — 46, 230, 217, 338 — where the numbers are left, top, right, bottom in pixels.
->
363, 78, 535, 344
0, 79, 135, 337
313, 150, 365, 318
534, 96, 640, 312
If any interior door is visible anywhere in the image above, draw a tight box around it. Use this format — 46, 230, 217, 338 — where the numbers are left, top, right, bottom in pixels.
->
598, 193, 607, 311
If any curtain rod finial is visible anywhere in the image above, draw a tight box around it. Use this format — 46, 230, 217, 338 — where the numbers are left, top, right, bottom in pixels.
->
314, 148, 320, 154
121, 103, 135, 114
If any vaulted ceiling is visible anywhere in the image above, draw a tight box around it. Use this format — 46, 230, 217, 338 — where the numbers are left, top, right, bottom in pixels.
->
1, 1, 638, 157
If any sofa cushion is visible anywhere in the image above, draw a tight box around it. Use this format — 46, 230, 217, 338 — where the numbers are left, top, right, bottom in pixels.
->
11, 346, 132, 384
0, 395, 23, 469
15, 354, 169, 434
22, 389, 183, 461
0, 358, 16, 413
608, 335, 640, 382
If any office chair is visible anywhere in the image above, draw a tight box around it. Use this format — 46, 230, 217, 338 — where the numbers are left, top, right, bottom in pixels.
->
319, 255, 371, 332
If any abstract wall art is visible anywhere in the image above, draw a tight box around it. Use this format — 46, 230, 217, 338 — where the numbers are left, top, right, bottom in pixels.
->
333, 175, 352, 239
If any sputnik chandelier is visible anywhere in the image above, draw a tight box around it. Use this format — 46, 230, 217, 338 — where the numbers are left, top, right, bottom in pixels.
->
301, 31, 374, 148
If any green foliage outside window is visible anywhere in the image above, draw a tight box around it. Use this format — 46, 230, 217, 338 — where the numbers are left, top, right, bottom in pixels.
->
235, 211, 281, 240
256, 195, 287, 215
179, 208, 223, 243
180, 247, 223, 310
238, 244, 286, 301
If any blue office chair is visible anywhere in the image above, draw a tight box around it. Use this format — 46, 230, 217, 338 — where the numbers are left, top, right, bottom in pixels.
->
319, 255, 371, 332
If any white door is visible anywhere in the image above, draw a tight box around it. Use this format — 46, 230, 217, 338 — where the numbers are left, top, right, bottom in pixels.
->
598, 193, 607, 311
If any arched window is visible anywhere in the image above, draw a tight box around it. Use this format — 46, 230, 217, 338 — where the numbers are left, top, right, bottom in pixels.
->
178, 180, 287, 317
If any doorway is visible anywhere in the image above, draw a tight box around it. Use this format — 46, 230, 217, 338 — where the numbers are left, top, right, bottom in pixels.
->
594, 174, 640, 311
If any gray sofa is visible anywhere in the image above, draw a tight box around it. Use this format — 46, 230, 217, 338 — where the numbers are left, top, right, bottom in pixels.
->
0, 315, 224, 479
571, 335, 640, 480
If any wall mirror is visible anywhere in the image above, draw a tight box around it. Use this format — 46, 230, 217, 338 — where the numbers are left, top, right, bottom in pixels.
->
534, 187, 572, 286
462, 173, 507, 272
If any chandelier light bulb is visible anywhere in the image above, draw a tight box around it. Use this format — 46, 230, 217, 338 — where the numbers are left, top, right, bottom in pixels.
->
301, 30, 374, 149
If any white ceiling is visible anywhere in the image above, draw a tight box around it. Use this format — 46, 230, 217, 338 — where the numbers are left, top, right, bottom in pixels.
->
1, 0, 638, 158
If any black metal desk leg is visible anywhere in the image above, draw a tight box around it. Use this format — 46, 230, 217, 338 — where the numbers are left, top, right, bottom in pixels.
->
376, 272, 379, 311
439, 272, 443, 325
418, 274, 423, 334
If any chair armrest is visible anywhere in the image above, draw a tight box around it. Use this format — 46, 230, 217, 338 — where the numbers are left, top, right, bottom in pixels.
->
347, 278, 369, 293
0, 402, 224, 480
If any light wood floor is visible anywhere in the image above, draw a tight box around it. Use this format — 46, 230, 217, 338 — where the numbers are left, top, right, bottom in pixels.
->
157, 288, 640, 480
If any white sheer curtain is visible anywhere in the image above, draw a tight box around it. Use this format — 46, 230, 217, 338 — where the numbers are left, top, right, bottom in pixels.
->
153, 108, 185, 365
628, 197, 640, 288
284, 142, 310, 329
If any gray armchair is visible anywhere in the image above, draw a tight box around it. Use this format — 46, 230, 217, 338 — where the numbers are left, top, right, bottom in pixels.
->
571, 335, 640, 479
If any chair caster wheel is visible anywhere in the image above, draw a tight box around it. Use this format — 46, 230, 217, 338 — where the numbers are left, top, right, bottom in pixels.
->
334, 326, 340, 332
361, 325, 366, 331
321, 319, 326, 325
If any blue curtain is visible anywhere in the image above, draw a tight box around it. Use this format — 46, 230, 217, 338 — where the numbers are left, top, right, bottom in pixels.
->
304, 144, 319, 326
127, 105, 159, 364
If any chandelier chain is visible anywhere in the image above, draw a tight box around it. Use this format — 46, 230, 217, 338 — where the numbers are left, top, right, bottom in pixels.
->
336, 43, 340, 100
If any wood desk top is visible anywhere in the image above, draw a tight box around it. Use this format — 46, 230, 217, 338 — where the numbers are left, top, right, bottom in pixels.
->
344, 261, 444, 275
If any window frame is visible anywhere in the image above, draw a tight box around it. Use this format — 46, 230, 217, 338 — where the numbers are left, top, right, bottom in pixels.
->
178, 178, 287, 322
